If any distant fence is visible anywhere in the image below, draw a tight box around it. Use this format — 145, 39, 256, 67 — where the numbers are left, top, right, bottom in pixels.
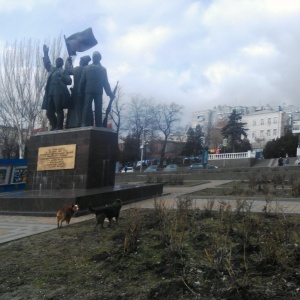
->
208, 151, 255, 160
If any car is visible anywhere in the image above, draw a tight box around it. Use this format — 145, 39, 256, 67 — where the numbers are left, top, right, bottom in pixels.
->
206, 164, 219, 169
163, 164, 178, 172
136, 160, 147, 167
144, 165, 159, 172
188, 163, 204, 170
121, 167, 134, 173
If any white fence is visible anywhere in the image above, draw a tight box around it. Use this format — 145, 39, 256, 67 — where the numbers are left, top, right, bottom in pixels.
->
208, 150, 255, 160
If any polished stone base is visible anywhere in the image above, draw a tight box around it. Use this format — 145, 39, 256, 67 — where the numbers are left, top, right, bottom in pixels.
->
0, 183, 164, 216
25, 127, 118, 190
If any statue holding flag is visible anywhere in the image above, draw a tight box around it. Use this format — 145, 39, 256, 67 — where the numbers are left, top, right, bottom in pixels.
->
65, 55, 93, 128
62, 27, 116, 128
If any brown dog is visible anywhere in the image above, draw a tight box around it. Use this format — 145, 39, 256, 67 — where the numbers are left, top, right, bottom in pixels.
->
88, 199, 122, 229
56, 204, 79, 228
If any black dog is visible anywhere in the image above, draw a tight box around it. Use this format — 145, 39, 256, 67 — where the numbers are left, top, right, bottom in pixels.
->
88, 199, 122, 229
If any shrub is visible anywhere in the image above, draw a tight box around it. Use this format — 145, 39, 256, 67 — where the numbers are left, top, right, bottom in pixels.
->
123, 207, 143, 255
290, 180, 300, 197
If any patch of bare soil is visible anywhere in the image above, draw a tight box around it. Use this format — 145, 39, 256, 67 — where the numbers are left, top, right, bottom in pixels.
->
1, 202, 300, 300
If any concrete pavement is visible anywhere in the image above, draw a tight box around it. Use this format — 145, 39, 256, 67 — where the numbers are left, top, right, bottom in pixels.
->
1, 180, 300, 244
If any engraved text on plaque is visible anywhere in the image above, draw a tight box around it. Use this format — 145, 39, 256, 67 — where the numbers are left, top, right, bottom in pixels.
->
37, 144, 76, 171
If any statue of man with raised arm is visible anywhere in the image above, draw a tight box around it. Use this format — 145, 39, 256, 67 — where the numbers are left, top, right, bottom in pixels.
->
42, 45, 72, 130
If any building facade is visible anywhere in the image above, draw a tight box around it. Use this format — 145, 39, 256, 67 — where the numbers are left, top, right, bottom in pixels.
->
242, 110, 288, 149
191, 104, 296, 150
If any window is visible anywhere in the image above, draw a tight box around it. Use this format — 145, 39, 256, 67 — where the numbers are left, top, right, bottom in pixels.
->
273, 129, 277, 136
253, 120, 256, 126
268, 118, 271, 125
252, 132, 256, 138
261, 119, 264, 125
267, 130, 270, 136
294, 125, 300, 131
260, 130, 264, 137
274, 117, 278, 124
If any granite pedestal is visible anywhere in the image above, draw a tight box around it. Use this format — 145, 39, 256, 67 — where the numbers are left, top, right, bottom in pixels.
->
26, 126, 118, 190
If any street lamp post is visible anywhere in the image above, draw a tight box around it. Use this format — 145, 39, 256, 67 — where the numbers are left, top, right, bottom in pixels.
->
140, 144, 144, 173
140, 125, 145, 173
139, 120, 149, 172
223, 138, 227, 167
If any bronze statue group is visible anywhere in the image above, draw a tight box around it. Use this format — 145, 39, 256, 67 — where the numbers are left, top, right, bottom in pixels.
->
42, 44, 115, 131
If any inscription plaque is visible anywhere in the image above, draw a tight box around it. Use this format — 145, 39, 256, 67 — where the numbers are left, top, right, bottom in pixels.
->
37, 144, 76, 171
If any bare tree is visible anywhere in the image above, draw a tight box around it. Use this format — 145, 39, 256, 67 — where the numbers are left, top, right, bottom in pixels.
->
0, 35, 64, 158
208, 120, 227, 150
120, 95, 159, 166
124, 94, 156, 144
169, 124, 189, 143
154, 102, 183, 165
0, 124, 19, 159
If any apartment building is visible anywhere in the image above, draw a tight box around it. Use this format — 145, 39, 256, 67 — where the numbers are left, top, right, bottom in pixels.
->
242, 110, 288, 149
191, 105, 256, 135
191, 104, 295, 149
191, 110, 216, 135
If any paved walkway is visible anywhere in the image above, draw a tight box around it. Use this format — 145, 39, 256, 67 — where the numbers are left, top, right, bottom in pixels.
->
1, 180, 300, 244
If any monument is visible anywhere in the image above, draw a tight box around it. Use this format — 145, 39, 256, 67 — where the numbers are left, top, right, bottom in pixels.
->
0, 28, 163, 216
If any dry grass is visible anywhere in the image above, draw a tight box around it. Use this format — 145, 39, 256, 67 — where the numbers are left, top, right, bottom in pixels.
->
1, 199, 300, 299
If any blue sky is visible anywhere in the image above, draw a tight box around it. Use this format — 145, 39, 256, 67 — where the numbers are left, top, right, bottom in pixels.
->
1, 0, 300, 125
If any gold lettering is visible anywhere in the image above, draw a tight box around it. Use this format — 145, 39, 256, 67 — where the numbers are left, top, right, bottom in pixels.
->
37, 144, 76, 171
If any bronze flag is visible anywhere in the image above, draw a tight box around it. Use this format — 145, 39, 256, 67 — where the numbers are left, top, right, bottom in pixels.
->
64, 27, 98, 56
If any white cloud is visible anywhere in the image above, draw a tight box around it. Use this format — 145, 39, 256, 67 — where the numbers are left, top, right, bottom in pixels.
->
183, 2, 203, 19
241, 41, 277, 57
178, 70, 191, 84
117, 26, 173, 57
204, 62, 243, 85
0, 0, 56, 12
262, 0, 300, 15
116, 62, 133, 76
0, 0, 34, 12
